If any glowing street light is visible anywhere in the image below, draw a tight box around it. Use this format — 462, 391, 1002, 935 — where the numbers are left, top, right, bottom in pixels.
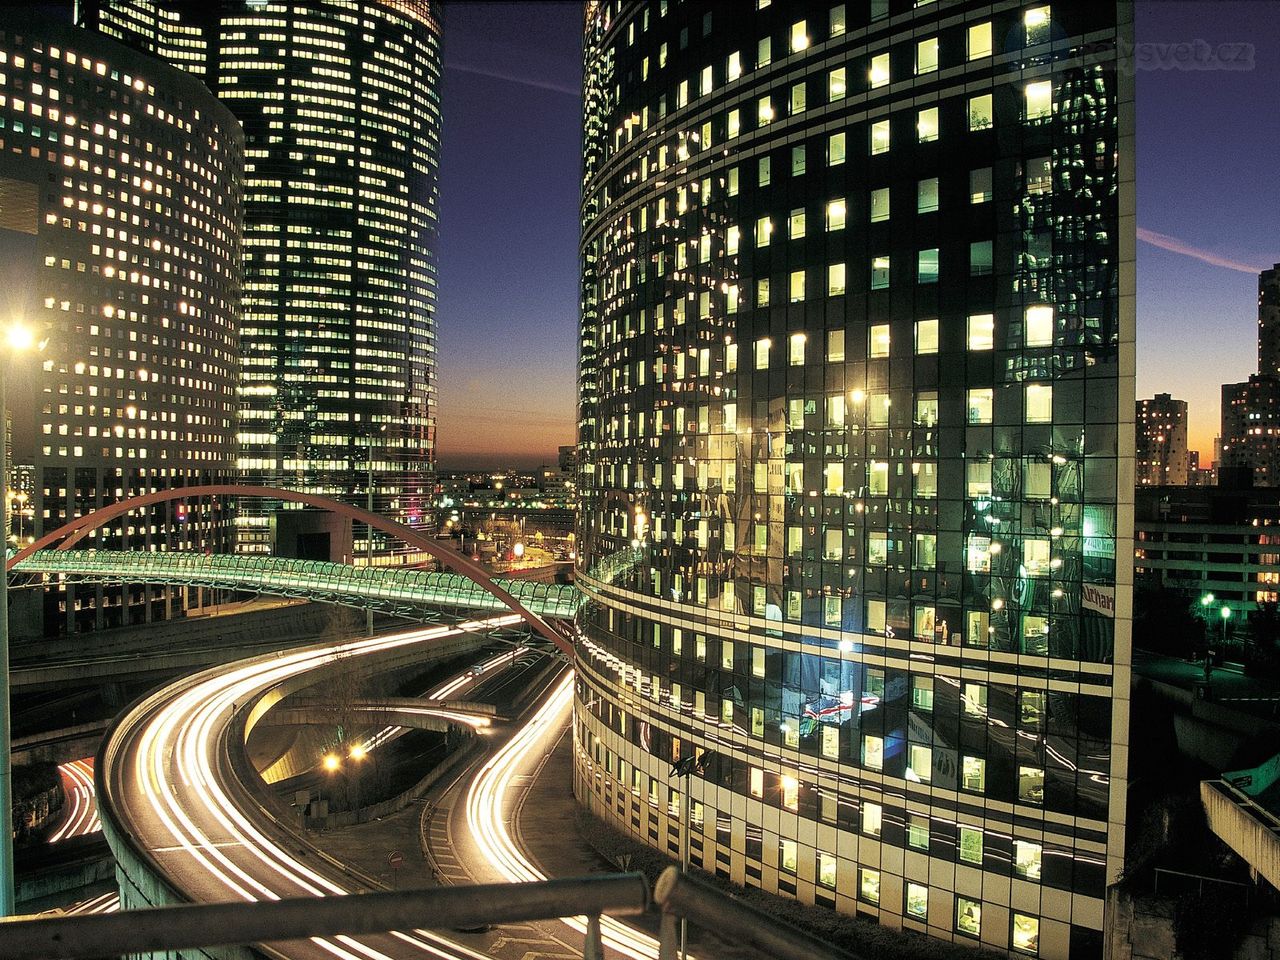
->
322, 753, 341, 772
0, 319, 42, 916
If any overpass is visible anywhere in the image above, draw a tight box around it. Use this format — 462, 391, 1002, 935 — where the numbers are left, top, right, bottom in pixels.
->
13, 550, 584, 621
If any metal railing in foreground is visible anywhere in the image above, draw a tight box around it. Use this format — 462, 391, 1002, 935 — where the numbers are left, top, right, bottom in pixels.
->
653, 866, 861, 960
1, 874, 648, 960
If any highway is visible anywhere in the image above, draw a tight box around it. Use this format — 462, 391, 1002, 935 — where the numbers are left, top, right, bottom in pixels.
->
102, 617, 524, 960
456, 674, 669, 960
48, 758, 101, 842
101, 613, 669, 960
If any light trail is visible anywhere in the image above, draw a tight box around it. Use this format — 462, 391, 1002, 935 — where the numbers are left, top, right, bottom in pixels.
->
65, 891, 120, 915
464, 673, 675, 960
48, 758, 100, 842
105, 617, 521, 960
358, 647, 529, 753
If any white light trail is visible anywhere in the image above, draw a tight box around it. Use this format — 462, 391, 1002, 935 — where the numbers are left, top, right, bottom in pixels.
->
49, 758, 100, 843
464, 673, 677, 960
111, 617, 521, 960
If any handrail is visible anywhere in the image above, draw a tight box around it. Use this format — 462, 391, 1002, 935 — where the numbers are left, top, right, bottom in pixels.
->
1, 874, 649, 960
13, 549, 582, 617
653, 866, 863, 960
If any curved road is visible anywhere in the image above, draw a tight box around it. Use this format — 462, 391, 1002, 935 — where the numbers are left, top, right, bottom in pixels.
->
102, 617, 670, 960
102, 618, 521, 960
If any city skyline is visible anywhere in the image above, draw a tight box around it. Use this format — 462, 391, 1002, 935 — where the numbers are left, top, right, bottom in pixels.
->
436, 0, 1278, 469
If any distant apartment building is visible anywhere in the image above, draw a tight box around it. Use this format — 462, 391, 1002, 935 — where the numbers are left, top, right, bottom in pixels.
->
1136, 393, 1189, 485
1188, 450, 1215, 486
1259, 264, 1280, 379
1220, 266, 1280, 486
1221, 375, 1280, 485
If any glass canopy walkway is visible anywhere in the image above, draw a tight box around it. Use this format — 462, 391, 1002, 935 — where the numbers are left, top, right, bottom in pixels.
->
11, 549, 589, 621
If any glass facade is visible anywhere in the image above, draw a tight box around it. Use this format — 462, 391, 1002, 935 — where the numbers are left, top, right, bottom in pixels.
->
575, 2, 1134, 957
0, 20, 243, 634
81, 0, 442, 548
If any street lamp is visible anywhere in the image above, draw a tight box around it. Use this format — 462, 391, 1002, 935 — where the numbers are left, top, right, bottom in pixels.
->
366, 423, 386, 636
1221, 605, 1232, 648
0, 320, 42, 916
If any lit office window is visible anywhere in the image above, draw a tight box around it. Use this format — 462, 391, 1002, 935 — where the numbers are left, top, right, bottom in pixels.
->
969, 93, 993, 130
968, 21, 993, 58
917, 106, 939, 141
916, 37, 938, 74
859, 868, 881, 905
870, 324, 890, 358
956, 897, 982, 938
1026, 304, 1054, 345
1026, 383, 1053, 422
968, 313, 995, 350
906, 882, 929, 920
915, 318, 938, 354
869, 52, 889, 88
1026, 80, 1053, 119
871, 119, 891, 154
1025, 6, 1052, 44
1013, 914, 1040, 954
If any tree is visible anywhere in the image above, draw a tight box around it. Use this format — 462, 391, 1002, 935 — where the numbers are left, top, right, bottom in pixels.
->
1133, 583, 1204, 658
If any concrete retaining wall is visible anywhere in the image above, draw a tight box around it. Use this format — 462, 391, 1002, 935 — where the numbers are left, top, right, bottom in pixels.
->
1106, 886, 1280, 960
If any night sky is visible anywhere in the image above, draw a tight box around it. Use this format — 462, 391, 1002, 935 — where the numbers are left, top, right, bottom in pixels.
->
435, 2, 583, 469
436, 1, 1280, 469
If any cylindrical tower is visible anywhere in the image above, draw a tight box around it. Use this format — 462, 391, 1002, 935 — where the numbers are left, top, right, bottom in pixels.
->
0, 18, 243, 635
575, 3, 1134, 957
81, 0, 443, 551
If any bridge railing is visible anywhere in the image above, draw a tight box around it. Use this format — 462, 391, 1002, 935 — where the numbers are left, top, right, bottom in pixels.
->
3, 867, 863, 960
13, 550, 583, 618
4, 875, 647, 960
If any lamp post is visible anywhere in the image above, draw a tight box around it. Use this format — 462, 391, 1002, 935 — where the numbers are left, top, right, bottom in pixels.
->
0, 320, 40, 916
365, 424, 385, 636
1221, 605, 1232, 650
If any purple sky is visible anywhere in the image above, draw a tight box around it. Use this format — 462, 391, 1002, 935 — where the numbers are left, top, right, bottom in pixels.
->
435, 1, 1278, 468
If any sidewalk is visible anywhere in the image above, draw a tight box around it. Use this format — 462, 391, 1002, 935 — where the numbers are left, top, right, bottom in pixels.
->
516, 730, 772, 960
1135, 648, 1280, 719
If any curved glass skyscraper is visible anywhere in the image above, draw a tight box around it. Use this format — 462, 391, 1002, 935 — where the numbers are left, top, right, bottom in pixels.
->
81, 0, 442, 548
575, 2, 1134, 957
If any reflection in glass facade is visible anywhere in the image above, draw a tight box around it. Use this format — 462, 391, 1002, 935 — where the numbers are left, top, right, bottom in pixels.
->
80, 0, 442, 548
0, 20, 243, 635
575, 2, 1134, 957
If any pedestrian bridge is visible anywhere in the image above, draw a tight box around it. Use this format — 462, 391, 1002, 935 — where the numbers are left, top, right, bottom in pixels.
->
12, 550, 590, 621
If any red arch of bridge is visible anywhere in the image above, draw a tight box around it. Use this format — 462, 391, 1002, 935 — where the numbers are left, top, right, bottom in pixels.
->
5, 484, 573, 656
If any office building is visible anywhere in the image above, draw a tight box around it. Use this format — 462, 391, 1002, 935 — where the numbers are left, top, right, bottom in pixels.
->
0, 19, 243, 634
80, 0, 443, 548
1135, 393, 1188, 486
1258, 264, 1280, 380
574, 2, 1134, 957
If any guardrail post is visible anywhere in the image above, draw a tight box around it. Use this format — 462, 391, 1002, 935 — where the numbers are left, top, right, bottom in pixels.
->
584, 912, 604, 960
657, 909, 679, 960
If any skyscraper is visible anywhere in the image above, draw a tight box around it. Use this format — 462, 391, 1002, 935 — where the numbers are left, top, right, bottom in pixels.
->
0, 18, 243, 634
575, 3, 1133, 957
1258, 264, 1280, 379
80, 0, 442, 548
1135, 393, 1189, 486
1219, 265, 1280, 487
